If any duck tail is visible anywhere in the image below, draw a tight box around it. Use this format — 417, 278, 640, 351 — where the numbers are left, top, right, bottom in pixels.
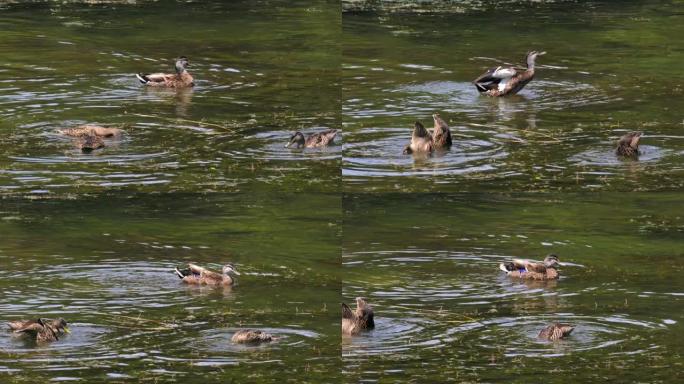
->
136, 73, 149, 84
499, 262, 513, 273
174, 266, 188, 279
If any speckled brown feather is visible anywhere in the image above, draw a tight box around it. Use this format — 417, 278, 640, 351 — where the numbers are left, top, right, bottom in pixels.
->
431, 113, 452, 149
538, 323, 574, 341
342, 298, 375, 335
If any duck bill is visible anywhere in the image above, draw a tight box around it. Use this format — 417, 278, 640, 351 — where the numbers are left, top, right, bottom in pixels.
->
285, 142, 293, 148
631, 133, 642, 148
232, 270, 241, 275
63, 326, 71, 334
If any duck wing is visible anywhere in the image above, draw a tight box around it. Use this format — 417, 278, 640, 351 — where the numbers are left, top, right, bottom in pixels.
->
136, 72, 174, 85
187, 263, 222, 279
342, 303, 355, 320
473, 66, 517, 92
511, 258, 547, 273
9, 319, 44, 335
306, 129, 338, 147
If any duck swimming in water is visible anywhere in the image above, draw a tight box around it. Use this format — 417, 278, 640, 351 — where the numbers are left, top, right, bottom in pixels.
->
342, 297, 374, 335
616, 131, 642, 158
473, 51, 546, 97
231, 329, 274, 344
538, 323, 574, 341
136, 56, 194, 88
285, 129, 338, 148
499, 254, 560, 280
60, 125, 122, 138
174, 263, 240, 286
8, 318, 70, 342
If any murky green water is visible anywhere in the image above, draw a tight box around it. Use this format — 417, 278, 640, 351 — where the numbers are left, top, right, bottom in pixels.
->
343, 193, 684, 382
343, 1, 684, 192
2, 0, 684, 383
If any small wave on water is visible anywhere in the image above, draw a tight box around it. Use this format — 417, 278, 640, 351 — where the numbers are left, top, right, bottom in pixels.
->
220, 128, 341, 162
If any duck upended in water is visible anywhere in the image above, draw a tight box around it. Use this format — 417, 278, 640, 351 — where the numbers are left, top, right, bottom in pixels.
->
231, 329, 275, 344
538, 323, 574, 341
499, 254, 560, 280
342, 297, 374, 335
473, 51, 546, 97
616, 131, 642, 158
60, 125, 122, 138
285, 129, 338, 148
8, 318, 70, 342
403, 121, 434, 155
431, 113, 452, 149
136, 56, 194, 88
174, 263, 240, 286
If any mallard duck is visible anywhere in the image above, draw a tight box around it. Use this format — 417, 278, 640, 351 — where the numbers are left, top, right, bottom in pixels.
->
136, 56, 194, 88
403, 121, 434, 155
431, 113, 452, 149
499, 254, 560, 280
231, 329, 274, 344
60, 125, 122, 138
285, 129, 338, 148
342, 297, 374, 335
8, 318, 70, 342
174, 263, 240, 286
538, 323, 574, 341
77, 134, 105, 152
616, 131, 642, 158
473, 51, 546, 97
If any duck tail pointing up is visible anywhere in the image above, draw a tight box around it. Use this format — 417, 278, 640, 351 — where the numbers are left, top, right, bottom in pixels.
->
135, 73, 149, 84
174, 267, 185, 279
499, 263, 510, 273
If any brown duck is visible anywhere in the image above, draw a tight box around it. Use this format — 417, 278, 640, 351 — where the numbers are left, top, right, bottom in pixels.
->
403, 121, 434, 155
431, 113, 452, 149
174, 263, 240, 286
60, 125, 122, 138
8, 318, 70, 342
499, 254, 560, 280
473, 51, 546, 97
285, 129, 338, 148
231, 329, 274, 344
136, 56, 194, 88
616, 131, 642, 158
342, 297, 374, 335
538, 323, 574, 341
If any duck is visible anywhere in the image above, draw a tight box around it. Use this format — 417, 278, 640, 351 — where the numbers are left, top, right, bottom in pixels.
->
431, 113, 452, 149
8, 318, 70, 342
231, 329, 274, 344
174, 263, 240, 286
403, 121, 434, 155
60, 125, 122, 138
616, 131, 642, 158
77, 134, 105, 152
285, 129, 338, 148
342, 297, 374, 335
136, 56, 194, 88
499, 254, 560, 280
473, 51, 546, 97
538, 323, 574, 341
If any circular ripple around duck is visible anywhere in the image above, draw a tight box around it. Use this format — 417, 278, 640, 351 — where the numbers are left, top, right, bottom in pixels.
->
343, 127, 505, 178
220, 130, 341, 161
342, 316, 437, 357
569, 145, 666, 166
198, 327, 320, 353
445, 314, 666, 358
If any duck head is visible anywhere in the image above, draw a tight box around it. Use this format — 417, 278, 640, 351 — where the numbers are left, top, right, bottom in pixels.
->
222, 264, 240, 277
175, 56, 190, 73
286, 131, 306, 148
543, 254, 560, 269
526, 50, 546, 69
46, 318, 70, 334
78, 135, 104, 152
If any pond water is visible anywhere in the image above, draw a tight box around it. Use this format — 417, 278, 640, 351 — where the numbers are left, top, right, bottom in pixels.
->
342, 1, 684, 192
343, 193, 684, 382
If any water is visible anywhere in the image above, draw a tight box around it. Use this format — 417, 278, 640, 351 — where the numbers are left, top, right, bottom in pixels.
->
342, 193, 684, 382
342, 1, 684, 192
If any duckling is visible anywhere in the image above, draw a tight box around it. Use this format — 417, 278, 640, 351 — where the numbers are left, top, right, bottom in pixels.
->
8, 318, 70, 342
403, 121, 434, 155
60, 125, 122, 138
136, 56, 194, 88
77, 134, 105, 152
174, 263, 239, 286
285, 129, 338, 148
499, 254, 560, 280
431, 113, 452, 149
342, 297, 374, 335
473, 51, 546, 97
616, 131, 642, 158
538, 323, 574, 341
231, 329, 274, 344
